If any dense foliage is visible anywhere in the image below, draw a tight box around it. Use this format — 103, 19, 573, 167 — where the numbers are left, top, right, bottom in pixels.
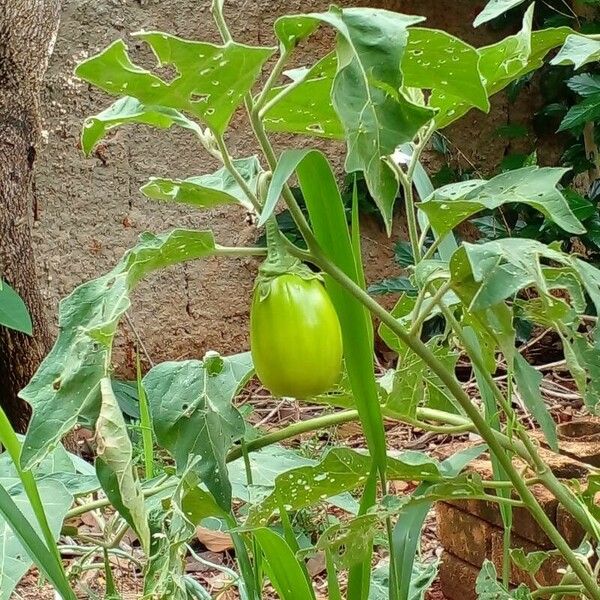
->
1, 1, 600, 599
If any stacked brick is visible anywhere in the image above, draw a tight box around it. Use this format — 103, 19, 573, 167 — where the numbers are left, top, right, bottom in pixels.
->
435, 421, 600, 600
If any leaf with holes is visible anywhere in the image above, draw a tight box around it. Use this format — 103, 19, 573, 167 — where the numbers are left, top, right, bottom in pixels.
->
143, 353, 253, 510
551, 34, 600, 69
402, 28, 488, 113
434, 8, 571, 127
141, 156, 262, 211
81, 96, 203, 156
418, 166, 584, 237
95, 378, 150, 552
272, 7, 435, 232
247, 447, 448, 526
20, 229, 216, 470
262, 53, 343, 139
75, 35, 273, 135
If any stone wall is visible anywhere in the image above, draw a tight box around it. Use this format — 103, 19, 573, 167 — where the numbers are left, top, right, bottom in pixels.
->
34, 0, 525, 372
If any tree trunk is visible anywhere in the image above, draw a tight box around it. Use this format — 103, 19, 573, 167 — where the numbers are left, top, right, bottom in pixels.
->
0, 0, 60, 432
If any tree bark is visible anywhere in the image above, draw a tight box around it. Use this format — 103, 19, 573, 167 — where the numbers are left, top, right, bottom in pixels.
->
0, 0, 60, 431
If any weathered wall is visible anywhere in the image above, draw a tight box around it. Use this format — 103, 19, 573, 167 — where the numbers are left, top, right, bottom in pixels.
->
33, 0, 515, 372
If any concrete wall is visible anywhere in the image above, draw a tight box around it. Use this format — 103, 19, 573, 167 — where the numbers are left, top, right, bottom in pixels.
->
33, 0, 519, 373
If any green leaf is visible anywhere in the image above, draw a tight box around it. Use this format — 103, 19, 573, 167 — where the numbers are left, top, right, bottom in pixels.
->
141, 156, 262, 211
435, 8, 571, 128
262, 53, 344, 140
247, 447, 449, 526
368, 277, 417, 296
95, 378, 150, 552
473, 0, 530, 27
418, 166, 584, 237
0, 280, 32, 335
551, 34, 600, 69
309, 514, 380, 570
0, 478, 73, 600
75, 35, 273, 135
476, 560, 533, 599
20, 229, 216, 469
143, 353, 253, 510
403, 28, 488, 112
370, 560, 438, 600
252, 528, 316, 600
558, 94, 600, 132
81, 96, 202, 156
513, 354, 558, 451
391, 445, 486, 600
510, 548, 551, 575
274, 8, 435, 231
271, 149, 387, 482
567, 73, 600, 97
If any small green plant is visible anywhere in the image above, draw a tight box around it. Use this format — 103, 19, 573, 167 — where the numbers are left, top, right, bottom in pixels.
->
4, 1, 600, 599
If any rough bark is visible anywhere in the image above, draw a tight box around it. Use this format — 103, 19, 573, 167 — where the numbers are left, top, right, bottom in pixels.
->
0, 0, 60, 431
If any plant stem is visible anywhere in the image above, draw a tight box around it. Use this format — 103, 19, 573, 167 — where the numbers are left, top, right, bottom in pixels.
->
215, 246, 267, 258
532, 585, 585, 599
300, 250, 600, 600
253, 47, 290, 116
408, 280, 452, 337
136, 351, 154, 480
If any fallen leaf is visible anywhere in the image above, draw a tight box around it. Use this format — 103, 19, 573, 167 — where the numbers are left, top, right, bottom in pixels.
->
196, 526, 234, 552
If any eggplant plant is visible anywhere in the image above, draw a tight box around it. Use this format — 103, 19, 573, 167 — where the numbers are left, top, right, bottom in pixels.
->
4, 1, 600, 598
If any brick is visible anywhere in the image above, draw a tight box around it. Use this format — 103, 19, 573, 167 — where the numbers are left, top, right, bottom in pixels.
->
438, 551, 479, 600
491, 530, 565, 588
448, 485, 557, 549
436, 502, 492, 567
556, 504, 586, 548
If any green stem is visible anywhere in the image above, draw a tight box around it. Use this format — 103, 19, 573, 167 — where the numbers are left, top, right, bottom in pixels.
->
136, 351, 154, 480
532, 585, 585, 599
439, 301, 600, 541
408, 280, 452, 337
299, 251, 600, 600
0, 408, 72, 592
253, 47, 290, 116
215, 246, 267, 258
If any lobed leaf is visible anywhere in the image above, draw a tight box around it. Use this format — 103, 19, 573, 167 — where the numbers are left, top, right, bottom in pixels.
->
143, 353, 253, 510
20, 229, 216, 469
75, 35, 273, 135
551, 34, 600, 69
141, 156, 262, 211
418, 166, 585, 237
81, 96, 202, 156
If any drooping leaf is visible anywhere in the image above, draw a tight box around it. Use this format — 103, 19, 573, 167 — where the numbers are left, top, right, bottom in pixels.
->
141, 156, 262, 211
273, 8, 435, 231
266, 149, 388, 485
551, 34, 600, 69
20, 229, 216, 469
81, 96, 202, 156
0, 478, 73, 600
513, 354, 558, 451
558, 94, 600, 132
75, 35, 273, 135
95, 378, 150, 552
403, 28, 488, 112
0, 280, 32, 335
247, 447, 450, 526
418, 166, 584, 237
143, 352, 253, 510
252, 528, 317, 600
473, 0, 530, 27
